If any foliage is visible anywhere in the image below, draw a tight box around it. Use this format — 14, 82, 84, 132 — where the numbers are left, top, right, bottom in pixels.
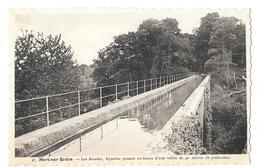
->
193, 13, 246, 74
92, 18, 195, 86
164, 116, 206, 155
193, 12, 220, 72
15, 30, 80, 100
210, 119, 247, 154
78, 64, 95, 89
15, 31, 81, 136
208, 89, 247, 154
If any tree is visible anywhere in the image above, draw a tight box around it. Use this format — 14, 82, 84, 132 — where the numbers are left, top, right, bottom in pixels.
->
193, 13, 246, 88
92, 18, 195, 86
92, 32, 144, 86
15, 30, 80, 100
193, 12, 220, 72
233, 22, 246, 67
206, 17, 241, 87
78, 64, 95, 89
136, 19, 163, 78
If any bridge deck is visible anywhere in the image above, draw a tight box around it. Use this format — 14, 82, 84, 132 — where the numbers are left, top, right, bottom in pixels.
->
15, 75, 201, 157
49, 75, 210, 157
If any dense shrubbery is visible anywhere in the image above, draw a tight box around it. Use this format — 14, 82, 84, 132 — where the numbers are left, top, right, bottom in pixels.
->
165, 116, 206, 155
208, 89, 247, 154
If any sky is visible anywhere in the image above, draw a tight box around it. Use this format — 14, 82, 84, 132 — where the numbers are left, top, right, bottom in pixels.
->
10, 8, 249, 65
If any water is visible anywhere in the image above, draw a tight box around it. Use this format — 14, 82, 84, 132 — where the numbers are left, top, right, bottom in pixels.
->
48, 77, 203, 156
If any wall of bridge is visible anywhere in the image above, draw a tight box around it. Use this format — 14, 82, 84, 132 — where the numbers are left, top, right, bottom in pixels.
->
15, 75, 203, 157
159, 75, 211, 142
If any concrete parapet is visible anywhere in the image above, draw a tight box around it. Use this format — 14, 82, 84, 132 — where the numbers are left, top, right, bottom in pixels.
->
160, 75, 211, 137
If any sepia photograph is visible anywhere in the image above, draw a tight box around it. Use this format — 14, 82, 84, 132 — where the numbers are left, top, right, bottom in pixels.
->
9, 8, 250, 165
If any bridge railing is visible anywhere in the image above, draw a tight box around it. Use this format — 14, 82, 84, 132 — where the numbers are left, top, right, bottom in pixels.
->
15, 72, 195, 136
